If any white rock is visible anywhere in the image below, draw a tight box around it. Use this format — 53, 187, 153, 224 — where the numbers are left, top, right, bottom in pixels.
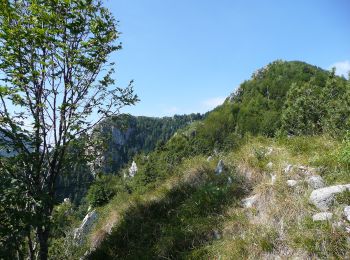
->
287, 180, 298, 187
271, 174, 277, 185
284, 164, 293, 174
74, 210, 98, 244
266, 162, 273, 169
309, 184, 350, 210
241, 195, 258, 208
307, 175, 325, 189
207, 156, 213, 162
227, 176, 233, 184
344, 206, 350, 222
215, 160, 224, 175
128, 161, 138, 178
312, 212, 333, 221
266, 147, 273, 156
298, 165, 315, 176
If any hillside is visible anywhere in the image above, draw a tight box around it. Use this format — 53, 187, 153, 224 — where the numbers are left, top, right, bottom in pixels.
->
55, 114, 202, 204
46, 60, 350, 259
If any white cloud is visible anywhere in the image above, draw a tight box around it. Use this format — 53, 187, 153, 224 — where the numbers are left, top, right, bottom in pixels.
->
329, 60, 350, 78
201, 97, 226, 110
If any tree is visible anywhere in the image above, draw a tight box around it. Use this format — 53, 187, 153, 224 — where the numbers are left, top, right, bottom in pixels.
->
0, 0, 138, 259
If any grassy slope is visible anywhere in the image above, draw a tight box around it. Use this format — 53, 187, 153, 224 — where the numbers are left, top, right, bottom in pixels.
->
84, 135, 350, 259
68, 60, 349, 259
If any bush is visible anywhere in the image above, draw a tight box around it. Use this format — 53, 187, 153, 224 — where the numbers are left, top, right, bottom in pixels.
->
86, 176, 120, 207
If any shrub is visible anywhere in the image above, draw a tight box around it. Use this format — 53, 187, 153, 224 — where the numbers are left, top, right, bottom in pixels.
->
86, 176, 120, 207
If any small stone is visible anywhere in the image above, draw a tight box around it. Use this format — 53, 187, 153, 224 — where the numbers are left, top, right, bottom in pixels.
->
287, 180, 298, 187
213, 229, 221, 239
307, 175, 325, 189
266, 162, 273, 169
284, 164, 293, 174
241, 195, 258, 208
312, 212, 333, 221
271, 174, 277, 185
266, 147, 273, 156
227, 177, 233, 184
344, 206, 350, 222
215, 160, 224, 175
207, 156, 213, 162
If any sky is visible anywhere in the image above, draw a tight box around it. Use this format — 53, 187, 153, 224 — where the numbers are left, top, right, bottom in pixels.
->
104, 0, 350, 117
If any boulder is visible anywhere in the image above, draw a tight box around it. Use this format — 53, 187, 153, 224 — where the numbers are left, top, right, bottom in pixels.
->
215, 160, 224, 175
312, 212, 333, 221
74, 210, 98, 244
287, 180, 298, 187
241, 195, 258, 208
309, 184, 350, 210
344, 206, 350, 222
306, 175, 325, 189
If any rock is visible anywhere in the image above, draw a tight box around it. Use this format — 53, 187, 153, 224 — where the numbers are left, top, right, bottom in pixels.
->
284, 164, 293, 174
63, 198, 71, 203
215, 160, 224, 175
74, 210, 98, 244
287, 180, 298, 187
266, 147, 273, 156
213, 229, 221, 240
266, 162, 273, 169
207, 156, 213, 162
344, 206, 350, 222
227, 176, 233, 184
126, 161, 138, 178
242, 195, 258, 208
271, 173, 277, 185
306, 175, 325, 189
309, 184, 350, 210
312, 212, 333, 221
298, 165, 315, 176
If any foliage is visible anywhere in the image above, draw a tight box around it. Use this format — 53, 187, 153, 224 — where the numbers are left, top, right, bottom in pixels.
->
86, 176, 125, 207
282, 70, 349, 136
0, 0, 137, 258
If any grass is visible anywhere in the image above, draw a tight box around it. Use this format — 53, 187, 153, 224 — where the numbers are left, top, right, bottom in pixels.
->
73, 135, 350, 259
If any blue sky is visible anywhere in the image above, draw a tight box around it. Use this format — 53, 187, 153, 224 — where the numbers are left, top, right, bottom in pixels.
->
104, 0, 350, 117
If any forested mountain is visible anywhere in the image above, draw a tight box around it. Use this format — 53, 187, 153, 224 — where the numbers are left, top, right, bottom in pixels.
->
55, 113, 203, 204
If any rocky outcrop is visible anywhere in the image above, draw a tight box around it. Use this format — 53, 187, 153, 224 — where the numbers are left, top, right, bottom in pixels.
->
124, 161, 138, 178
309, 184, 350, 210
129, 161, 138, 177
312, 212, 333, 221
74, 210, 98, 245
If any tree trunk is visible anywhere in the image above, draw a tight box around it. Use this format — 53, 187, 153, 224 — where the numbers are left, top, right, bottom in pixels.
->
37, 226, 49, 260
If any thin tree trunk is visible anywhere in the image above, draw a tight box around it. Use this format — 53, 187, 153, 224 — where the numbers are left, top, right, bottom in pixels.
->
37, 226, 49, 260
